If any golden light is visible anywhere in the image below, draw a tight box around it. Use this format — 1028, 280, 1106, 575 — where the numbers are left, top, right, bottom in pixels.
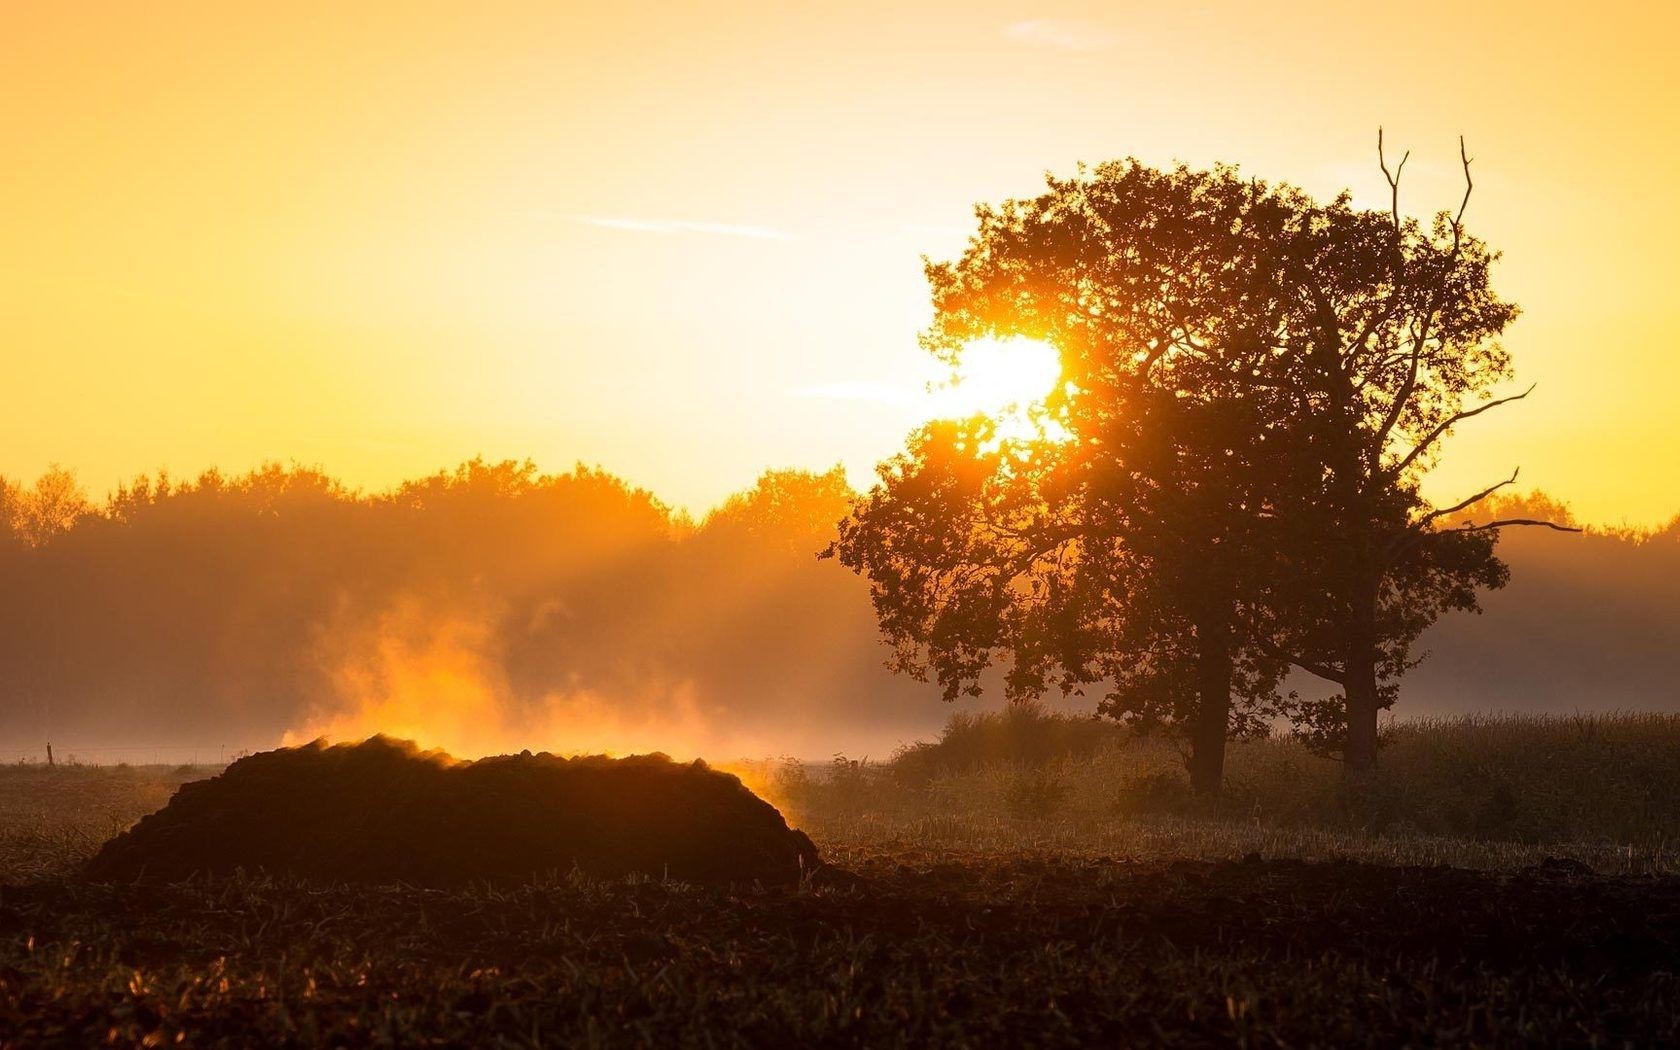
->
931, 335, 1062, 420
925, 335, 1066, 445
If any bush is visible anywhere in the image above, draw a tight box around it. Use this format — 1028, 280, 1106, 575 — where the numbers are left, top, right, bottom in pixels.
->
889, 705, 1125, 784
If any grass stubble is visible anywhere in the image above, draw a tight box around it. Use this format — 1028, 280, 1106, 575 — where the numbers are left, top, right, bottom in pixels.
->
3, 714, 1678, 1047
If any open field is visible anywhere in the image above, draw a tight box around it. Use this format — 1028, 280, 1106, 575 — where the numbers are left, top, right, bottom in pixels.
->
765, 710, 1680, 876
3, 715, 1680, 1046
5, 850, 1678, 1046
0, 764, 209, 886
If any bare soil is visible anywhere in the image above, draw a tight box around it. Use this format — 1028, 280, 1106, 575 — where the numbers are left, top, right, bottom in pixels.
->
2, 849, 1676, 1045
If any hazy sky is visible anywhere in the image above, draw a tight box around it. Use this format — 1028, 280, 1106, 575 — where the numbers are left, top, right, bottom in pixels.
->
3, 1, 1676, 525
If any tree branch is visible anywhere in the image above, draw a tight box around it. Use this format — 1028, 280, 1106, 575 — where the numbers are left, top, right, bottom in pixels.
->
1250, 634, 1345, 685
1377, 126, 1410, 232
1437, 518, 1583, 536
1450, 135, 1473, 256
1370, 326, 1428, 464
1368, 137, 1481, 469
1420, 468, 1520, 524
1385, 503, 1580, 567
1388, 384, 1535, 478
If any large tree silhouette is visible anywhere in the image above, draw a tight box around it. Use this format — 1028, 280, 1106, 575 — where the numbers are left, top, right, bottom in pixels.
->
831, 163, 1315, 795
833, 142, 1564, 789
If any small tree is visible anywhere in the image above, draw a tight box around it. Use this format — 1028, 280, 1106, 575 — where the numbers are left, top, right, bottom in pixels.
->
0, 476, 23, 550
1248, 134, 1577, 776
16, 466, 91, 548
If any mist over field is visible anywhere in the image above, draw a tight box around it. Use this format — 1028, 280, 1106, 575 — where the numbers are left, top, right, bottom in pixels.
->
1, 462, 1673, 763
1399, 519, 1680, 716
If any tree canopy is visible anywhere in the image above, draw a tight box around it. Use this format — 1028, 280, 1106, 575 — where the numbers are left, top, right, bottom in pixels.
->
833, 141, 1564, 790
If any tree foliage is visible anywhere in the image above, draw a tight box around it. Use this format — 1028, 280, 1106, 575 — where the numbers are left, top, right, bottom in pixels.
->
833, 142, 1554, 787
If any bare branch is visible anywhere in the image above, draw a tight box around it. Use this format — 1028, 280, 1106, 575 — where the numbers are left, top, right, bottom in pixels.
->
1388, 384, 1535, 478
1440, 517, 1583, 536
1385, 507, 1581, 567
1366, 138, 1482, 467
1362, 128, 1430, 459
1421, 468, 1520, 524
1377, 127, 1410, 231
1452, 135, 1474, 246
1370, 324, 1427, 462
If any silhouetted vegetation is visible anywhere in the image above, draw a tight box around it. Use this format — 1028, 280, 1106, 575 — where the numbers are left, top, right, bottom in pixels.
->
0, 460, 1672, 770
831, 146, 1581, 795
781, 707, 1680, 855
888, 706, 1128, 786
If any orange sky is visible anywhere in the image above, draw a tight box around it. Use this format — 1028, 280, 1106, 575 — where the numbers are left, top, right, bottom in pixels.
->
3, 1, 1676, 526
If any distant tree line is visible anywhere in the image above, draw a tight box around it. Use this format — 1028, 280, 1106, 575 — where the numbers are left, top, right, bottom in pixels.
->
0, 461, 934, 756
0, 460, 1672, 766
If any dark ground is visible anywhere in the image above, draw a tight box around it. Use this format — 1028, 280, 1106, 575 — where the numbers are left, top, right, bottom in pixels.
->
83, 739, 820, 888
3, 847, 1677, 1047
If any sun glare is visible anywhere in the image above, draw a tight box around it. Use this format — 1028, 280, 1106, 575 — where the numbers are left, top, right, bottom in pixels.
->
925, 336, 1065, 443
932, 336, 1062, 419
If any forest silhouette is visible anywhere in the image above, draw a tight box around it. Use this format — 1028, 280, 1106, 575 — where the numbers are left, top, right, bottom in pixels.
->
0, 461, 1672, 761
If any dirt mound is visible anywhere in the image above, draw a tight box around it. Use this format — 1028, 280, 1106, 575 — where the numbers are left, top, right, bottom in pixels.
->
83, 737, 824, 887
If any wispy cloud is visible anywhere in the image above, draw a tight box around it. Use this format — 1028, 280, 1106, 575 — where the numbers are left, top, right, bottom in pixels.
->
1003, 19, 1113, 52
577, 216, 792, 241
789, 381, 919, 408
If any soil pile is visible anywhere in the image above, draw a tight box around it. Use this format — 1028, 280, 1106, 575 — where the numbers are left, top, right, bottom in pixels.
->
83, 737, 824, 887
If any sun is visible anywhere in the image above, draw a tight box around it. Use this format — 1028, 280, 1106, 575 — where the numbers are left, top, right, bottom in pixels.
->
927, 336, 1064, 442
931, 335, 1062, 418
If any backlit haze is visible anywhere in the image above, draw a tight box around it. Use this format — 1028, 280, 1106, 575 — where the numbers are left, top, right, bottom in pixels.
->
4, 1, 1678, 528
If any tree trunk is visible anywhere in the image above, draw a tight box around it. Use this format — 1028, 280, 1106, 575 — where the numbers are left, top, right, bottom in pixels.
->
1342, 582, 1380, 779
1187, 613, 1233, 799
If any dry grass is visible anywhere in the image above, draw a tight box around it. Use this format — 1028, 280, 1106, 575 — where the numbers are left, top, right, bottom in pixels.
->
758, 710, 1680, 875
0, 763, 206, 883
